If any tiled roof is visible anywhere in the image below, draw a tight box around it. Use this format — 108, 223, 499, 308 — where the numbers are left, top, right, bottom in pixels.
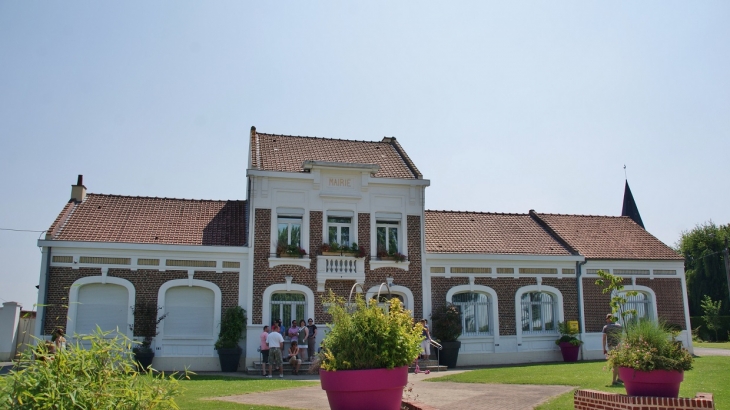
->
48, 194, 247, 246
425, 211, 573, 255
250, 128, 422, 179
533, 213, 682, 260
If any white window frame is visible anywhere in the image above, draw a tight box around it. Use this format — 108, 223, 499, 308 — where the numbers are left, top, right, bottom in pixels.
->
375, 221, 400, 256
277, 216, 303, 248
617, 285, 657, 325
262, 283, 315, 326
327, 216, 353, 247
446, 285, 499, 341
514, 285, 564, 344
66, 275, 135, 339
157, 279, 221, 342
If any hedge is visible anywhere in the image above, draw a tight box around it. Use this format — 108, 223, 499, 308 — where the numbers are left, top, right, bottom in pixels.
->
689, 316, 730, 342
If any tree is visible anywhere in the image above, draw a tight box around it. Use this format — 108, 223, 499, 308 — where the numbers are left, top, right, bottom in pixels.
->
676, 221, 730, 316
700, 295, 722, 341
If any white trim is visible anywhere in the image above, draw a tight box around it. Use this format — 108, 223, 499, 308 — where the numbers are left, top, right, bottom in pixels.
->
446, 285, 500, 345
262, 283, 316, 324
246, 169, 431, 186
268, 257, 312, 269
365, 285, 414, 315
514, 285, 564, 349
427, 253, 584, 262
157, 279, 222, 344
66, 276, 135, 339
37, 240, 247, 253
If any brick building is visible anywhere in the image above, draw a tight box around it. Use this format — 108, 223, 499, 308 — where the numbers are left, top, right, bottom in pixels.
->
35, 127, 690, 370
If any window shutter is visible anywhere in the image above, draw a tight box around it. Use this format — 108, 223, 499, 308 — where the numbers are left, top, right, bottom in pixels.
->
164, 287, 215, 338
76, 283, 129, 335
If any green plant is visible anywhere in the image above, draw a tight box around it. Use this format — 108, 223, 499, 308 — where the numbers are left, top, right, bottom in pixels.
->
391, 252, 406, 262
555, 321, 583, 346
701, 295, 722, 341
130, 302, 168, 351
215, 306, 247, 350
0, 328, 186, 409
320, 290, 422, 371
607, 319, 693, 372
430, 303, 462, 342
596, 270, 693, 373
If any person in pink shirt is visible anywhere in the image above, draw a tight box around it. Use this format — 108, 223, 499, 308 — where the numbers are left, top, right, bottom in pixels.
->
259, 325, 270, 376
287, 320, 299, 340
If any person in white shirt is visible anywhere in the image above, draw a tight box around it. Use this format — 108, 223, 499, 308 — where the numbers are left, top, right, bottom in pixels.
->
265, 324, 285, 378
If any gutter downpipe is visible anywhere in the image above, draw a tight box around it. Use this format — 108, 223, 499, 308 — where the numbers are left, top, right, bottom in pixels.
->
576, 259, 587, 361
35, 245, 52, 341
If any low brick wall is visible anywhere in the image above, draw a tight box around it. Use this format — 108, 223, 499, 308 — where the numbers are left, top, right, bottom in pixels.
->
574, 390, 715, 410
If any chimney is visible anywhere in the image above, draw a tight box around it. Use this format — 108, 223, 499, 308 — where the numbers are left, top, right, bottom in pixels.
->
71, 175, 86, 202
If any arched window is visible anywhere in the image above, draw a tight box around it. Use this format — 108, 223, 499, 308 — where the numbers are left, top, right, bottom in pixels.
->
75, 283, 129, 335
520, 292, 557, 334
453, 292, 491, 336
271, 293, 307, 333
618, 291, 653, 324
164, 286, 215, 338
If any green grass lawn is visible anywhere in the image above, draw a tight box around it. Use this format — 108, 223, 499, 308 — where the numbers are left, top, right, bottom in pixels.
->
175, 375, 317, 410
427, 356, 730, 410
694, 341, 730, 350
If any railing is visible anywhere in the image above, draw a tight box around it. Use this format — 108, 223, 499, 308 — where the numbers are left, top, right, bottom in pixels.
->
322, 256, 360, 273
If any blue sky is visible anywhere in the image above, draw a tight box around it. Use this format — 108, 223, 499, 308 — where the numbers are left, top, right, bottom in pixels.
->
1, 1, 729, 310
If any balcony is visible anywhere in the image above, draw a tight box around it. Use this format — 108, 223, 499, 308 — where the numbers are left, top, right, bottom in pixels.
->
369, 254, 410, 272
268, 253, 312, 269
316, 255, 365, 291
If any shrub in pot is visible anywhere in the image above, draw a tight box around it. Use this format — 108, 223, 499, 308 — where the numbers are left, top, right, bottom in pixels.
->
215, 306, 247, 372
129, 302, 168, 371
555, 321, 583, 362
319, 289, 422, 410
597, 270, 693, 397
430, 303, 462, 368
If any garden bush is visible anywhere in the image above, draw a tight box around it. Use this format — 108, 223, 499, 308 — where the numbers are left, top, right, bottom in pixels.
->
689, 316, 730, 342
0, 328, 187, 409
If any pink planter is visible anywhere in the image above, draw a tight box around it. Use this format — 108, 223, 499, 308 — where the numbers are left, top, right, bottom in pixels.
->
619, 367, 684, 398
320, 366, 409, 410
558, 342, 580, 362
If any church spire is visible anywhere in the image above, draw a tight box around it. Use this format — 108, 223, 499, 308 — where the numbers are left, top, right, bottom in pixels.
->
622, 180, 644, 229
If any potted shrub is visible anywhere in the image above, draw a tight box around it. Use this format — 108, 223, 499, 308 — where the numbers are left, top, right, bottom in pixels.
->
275, 239, 306, 258
430, 303, 462, 368
555, 321, 583, 362
129, 302, 168, 371
596, 270, 693, 397
215, 306, 247, 372
319, 289, 422, 410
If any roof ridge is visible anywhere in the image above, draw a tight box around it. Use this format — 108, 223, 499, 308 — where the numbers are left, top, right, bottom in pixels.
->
425, 209, 529, 216
538, 212, 632, 219
256, 131, 386, 144
86, 193, 247, 203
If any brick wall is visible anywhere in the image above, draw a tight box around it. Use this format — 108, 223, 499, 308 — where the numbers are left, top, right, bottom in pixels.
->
431, 277, 578, 336
43, 266, 239, 334
574, 390, 714, 410
362, 214, 423, 319
583, 277, 687, 332
251, 210, 424, 324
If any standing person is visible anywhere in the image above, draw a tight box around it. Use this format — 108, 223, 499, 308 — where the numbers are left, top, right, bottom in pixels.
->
287, 320, 299, 341
287, 340, 302, 375
602, 313, 623, 385
265, 324, 284, 378
259, 325, 270, 376
306, 318, 317, 362
420, 319, 431, 360
297, 320, 309, 361
52, 328, 66, 351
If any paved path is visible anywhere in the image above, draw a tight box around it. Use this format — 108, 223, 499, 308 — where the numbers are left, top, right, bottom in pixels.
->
211, 370, 575, 410
693, 347, 730, 356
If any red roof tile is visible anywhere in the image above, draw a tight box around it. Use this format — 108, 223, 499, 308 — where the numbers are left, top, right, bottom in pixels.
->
425, 211, 573, 255
250, 128, 422, 179
48, 194, 247, 246
533, 213, 682, 260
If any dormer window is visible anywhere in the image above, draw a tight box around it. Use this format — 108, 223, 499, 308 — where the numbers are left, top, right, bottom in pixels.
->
327, 211, 354, 247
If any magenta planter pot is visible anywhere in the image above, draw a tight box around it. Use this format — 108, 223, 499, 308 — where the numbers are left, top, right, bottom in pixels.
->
558, 342, 580, 362
619, 367, 684, 398
320, 366, 409, 410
